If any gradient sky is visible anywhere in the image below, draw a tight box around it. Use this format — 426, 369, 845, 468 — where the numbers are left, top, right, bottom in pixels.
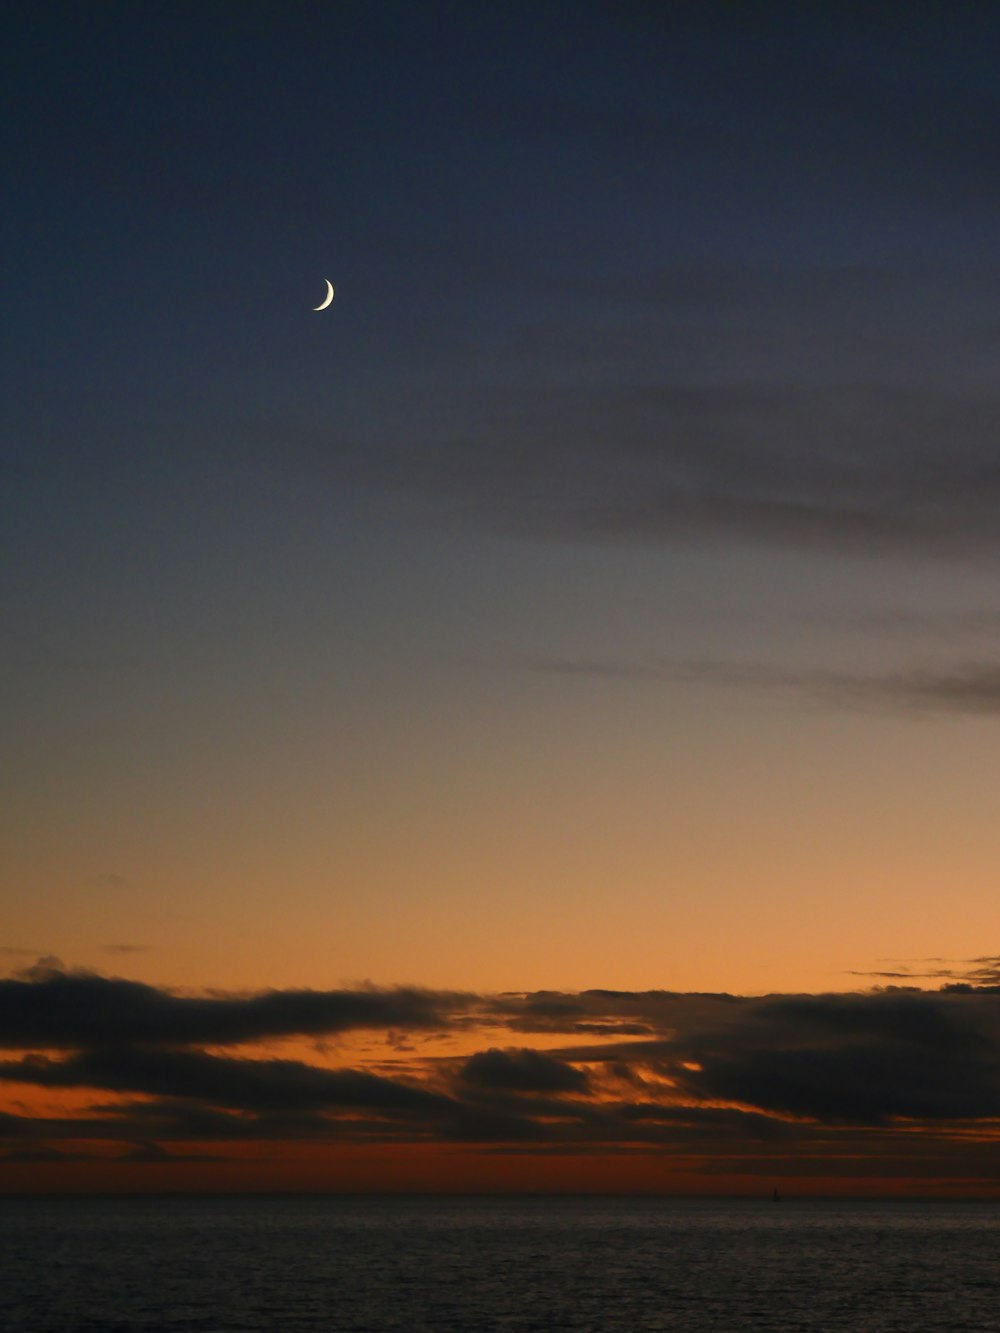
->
4, 2, 1000, 1192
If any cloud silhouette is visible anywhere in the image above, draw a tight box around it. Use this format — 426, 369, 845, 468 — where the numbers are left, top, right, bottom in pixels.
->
0, 1047, 458, 1115
856, 956, 1000, 987
0, 966, 471, 1047
461, 1048, 590, 1094
3, 966, 1000, 1182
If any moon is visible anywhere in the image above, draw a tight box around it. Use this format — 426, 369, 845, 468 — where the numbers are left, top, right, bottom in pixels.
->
313, 280, 334, 311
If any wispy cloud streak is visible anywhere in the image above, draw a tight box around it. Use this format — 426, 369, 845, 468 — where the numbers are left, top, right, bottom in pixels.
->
528, 657, 1000, 718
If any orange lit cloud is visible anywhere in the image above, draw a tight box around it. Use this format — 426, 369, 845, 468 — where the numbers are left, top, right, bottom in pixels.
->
3, 962, 1000, 1194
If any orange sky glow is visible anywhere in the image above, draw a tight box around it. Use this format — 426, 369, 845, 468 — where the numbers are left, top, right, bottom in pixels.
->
6, 2, 1000, 1202
3, 967, 1000, 1195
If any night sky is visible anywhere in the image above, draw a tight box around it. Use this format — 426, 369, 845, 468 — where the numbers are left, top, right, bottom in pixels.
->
4, 2, 1000, 1192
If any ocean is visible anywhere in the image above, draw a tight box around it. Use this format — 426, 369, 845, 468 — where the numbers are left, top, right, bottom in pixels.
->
2, 1195, 999, 1331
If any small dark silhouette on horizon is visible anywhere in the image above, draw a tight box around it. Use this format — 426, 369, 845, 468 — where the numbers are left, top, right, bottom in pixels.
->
772, 1187, 782, 1202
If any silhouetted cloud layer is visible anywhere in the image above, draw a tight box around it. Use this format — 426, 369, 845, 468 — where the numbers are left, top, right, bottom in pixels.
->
0, 1048, 456, 1115
0, 965, 467, 1048
461, 1048, 590, 1094
3, 965, 1000, 1183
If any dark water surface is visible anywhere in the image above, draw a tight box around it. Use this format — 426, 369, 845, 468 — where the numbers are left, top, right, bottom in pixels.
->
2, 1195, 1000, 1331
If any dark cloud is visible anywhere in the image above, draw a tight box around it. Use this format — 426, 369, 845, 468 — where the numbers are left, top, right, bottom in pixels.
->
460, 1048, 590, 1095
0, 965, 471, 1047
947, 957, 1000, 987
679, 1041, 999, 1124
3, 968, 1000, 1182
857, 956, 1000, 988
486, 987, 733, 1037
668, 991, 1000, 1124
0, 1048, 457, 1116
13, 956, 66, 979
748, 991, 991, 1050
87, 1099, 350, 1145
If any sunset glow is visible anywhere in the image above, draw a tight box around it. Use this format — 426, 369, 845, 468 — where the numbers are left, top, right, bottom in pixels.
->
5, 3, 1000, 1200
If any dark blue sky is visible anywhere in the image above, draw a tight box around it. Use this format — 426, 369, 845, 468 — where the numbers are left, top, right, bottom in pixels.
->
7, 2, 998, 527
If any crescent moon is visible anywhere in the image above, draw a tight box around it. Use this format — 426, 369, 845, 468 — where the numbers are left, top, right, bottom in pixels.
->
313, 280, 334, 311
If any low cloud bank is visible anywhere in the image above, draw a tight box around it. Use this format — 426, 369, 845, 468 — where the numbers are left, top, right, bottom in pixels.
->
2, 964, 999, 1182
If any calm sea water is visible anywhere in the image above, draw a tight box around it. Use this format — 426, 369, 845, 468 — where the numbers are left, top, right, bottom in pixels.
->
2, 1195, 999, 1332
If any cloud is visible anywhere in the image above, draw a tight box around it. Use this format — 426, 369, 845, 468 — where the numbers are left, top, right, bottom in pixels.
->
665, 992, 1000, 1124
460, 1048, 590, 1094
485, 986, 720, 1036
0, 966, 472, 1047
528, 657, 1000, 719
854, 956, 1000, 987
12, 956, 67, 980
3, 967, 1000, 1183
0, 1047, 457, 1117
372, 370, 1000, 561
